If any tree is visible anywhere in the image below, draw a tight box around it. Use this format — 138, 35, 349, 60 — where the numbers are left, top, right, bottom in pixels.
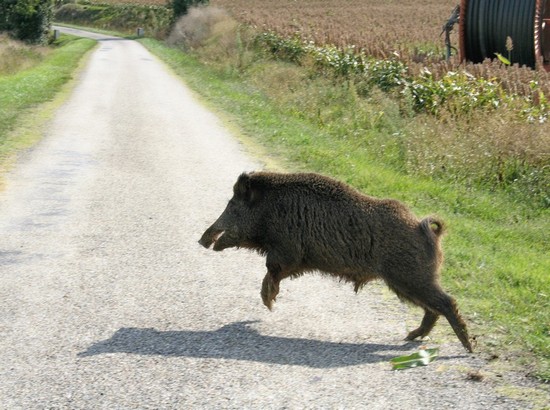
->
0, 0, 17, 32
0, 0, 53, 44
171, 0, 208, 20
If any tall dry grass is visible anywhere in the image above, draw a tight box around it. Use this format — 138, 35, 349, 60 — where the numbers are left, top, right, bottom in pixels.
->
405, 110, 550, 197
168, 6, 233, 49
168, 6, 255, 69
0, 34, 50, 75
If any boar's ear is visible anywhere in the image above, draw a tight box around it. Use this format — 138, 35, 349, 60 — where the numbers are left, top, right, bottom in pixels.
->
234, 172, 262, 205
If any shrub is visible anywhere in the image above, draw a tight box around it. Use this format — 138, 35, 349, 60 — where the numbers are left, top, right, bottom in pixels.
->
168, 5, 255, 71
1, 0, 53, 44
168, 6, 230, 50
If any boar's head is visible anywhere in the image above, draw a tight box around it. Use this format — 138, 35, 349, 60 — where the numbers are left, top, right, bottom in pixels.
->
198, 173, 263, 252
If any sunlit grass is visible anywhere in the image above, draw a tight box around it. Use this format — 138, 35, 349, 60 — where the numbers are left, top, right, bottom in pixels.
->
0, 34, 96, 164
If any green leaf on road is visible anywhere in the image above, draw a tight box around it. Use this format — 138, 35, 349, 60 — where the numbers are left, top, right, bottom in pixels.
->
390, 348, 439, 370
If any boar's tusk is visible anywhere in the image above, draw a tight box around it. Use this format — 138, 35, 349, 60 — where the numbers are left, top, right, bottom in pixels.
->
198, 229, 224, 249
213, 231, 225, 243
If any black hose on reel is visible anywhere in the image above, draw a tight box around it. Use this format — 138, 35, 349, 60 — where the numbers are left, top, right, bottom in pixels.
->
462, 0, 537, 67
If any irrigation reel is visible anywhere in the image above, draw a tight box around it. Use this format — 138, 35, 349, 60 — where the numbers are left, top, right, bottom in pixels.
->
443, 0, 550, 71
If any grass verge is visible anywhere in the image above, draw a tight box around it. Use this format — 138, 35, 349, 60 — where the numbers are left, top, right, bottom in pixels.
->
140, 37, 549, 382
0, 34, 96, 171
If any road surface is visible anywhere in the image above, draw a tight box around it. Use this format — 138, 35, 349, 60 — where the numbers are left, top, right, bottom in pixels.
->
0, 27, 541, 409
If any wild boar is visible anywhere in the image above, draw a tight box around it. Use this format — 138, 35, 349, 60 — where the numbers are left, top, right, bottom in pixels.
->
199, 171, 473, 352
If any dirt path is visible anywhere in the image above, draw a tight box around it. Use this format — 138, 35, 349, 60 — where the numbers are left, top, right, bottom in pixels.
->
0, 27, 540, 408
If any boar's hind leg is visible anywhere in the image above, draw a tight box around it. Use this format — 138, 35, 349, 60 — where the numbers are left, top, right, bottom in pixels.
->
436, 294, 473, 353
420, 292, 472, 352
405, 310, 439, 341
395, 283, 473, 353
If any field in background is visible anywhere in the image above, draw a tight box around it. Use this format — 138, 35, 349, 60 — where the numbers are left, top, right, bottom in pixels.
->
86, 0, 458, 59
210, 0, 550, 94
85, 0, 550, 90
211, 0, 458, 60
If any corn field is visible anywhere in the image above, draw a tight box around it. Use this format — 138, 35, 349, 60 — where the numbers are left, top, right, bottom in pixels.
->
211, 0, 459, 60
209, 0, 549, 94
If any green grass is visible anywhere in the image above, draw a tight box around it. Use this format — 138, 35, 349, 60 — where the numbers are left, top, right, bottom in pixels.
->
0, 34, 96, 166
140, 38, 549, 382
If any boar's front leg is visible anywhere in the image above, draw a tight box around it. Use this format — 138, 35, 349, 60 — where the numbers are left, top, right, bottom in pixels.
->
261, 250, 299, 310
261, 272, 279, 311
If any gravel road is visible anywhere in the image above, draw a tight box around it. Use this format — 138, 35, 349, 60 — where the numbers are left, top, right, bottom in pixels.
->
0, 27, 543, 409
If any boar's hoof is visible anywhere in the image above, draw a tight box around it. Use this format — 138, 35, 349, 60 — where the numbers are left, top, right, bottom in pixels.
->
261, 275, 279, 311
405, 330, 426, 341
262, 296, 274, 311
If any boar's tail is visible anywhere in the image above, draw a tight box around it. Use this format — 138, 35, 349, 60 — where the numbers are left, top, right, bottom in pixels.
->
420, 217, 446, 264
420, 216, 446, 240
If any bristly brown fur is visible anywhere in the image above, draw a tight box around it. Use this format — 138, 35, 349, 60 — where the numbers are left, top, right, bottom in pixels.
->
199, 171, 473, 352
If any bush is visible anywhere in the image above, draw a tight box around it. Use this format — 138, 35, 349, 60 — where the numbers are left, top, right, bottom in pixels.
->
168, 6, 255, 72
1, 0, 53, 44
169, 6, 231, 49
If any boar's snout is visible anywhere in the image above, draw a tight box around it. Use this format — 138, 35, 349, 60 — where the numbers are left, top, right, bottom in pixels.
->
199, 221, 239, 251
198, 226, 225, 250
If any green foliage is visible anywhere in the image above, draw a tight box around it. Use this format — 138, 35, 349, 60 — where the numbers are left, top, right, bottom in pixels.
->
495, 52, 511, 66
402, 70, 504, 116
521, 81, 549, 124
391, 348, 439, 370
251, 32, 550, 210
0, 0, 53, 44
255, 32, 306, 63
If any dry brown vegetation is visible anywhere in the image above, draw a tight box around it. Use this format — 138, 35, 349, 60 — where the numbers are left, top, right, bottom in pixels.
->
0, 34, 49, 75
210, 0, 550, 90
211, 0, 458, 60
